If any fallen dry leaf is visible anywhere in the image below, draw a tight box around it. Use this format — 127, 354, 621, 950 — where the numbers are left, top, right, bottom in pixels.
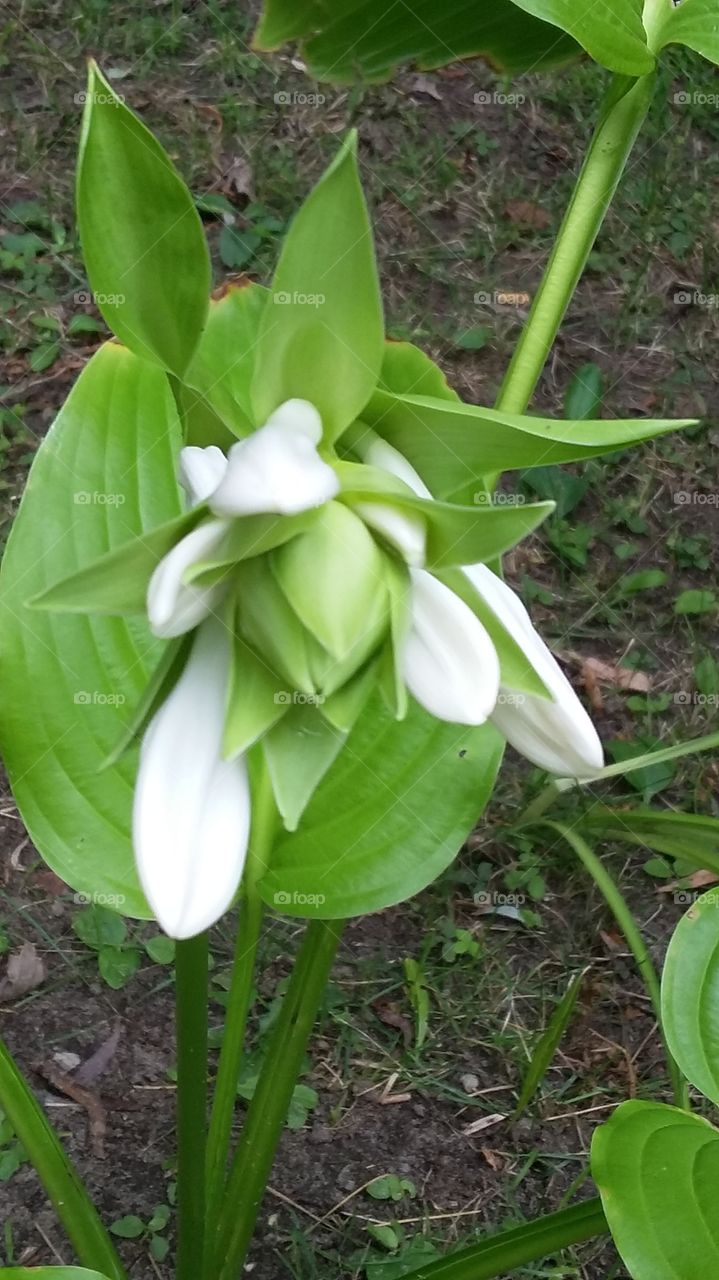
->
76, 1022, 122, 1086
222, 155, 254, 201
464, 1113, 505, 1137
409, 74, 442, 101
38, 1061, 107, 1159
658, 869, 719, 894
581, 657, 651, 694
504, 199, 551, 230
480, 1147, 505, 1171
372, 999, 413, 1048
0, 942, 46, 1001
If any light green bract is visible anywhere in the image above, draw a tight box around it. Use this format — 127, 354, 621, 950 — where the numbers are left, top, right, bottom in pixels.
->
0, 69, 695, 939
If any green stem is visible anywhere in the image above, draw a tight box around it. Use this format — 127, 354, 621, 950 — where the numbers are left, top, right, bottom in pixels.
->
213, 919, 345, 1280
402, 1195, 607, 1279
539, 821, 688, 1109
205, 766, 276, 1233
495, 72, 655, 416
0, 1038, 127, 1279
175, 932, 209, 1280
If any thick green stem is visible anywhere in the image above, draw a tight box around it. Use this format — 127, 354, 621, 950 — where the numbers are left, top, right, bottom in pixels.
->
402, 1196, 607, 1279
175, 932, 209, 1280
0, 1038, 127, 1279
495, 72, 655, 416
539, 821, 688, 1109
204, 894, 263, 1233
213, 919, 344, 1279
205, 765, 276, 1235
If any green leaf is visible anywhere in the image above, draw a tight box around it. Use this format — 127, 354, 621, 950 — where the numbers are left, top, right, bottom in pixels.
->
258, 694, 504, 917
182, 283, 268, 440
662, 889, 719, 1106
252, 132, 384, 441
0, 1271, 115, 1278
508, 0, 654, 74
363, 390, 693, 498
378, 339, 460, 402
399, 1200, 606, 1278
564, 362, 603, 420
98, 945, 141, 989
617, 568, 668, 597
254, 0, 582, 81
218, 226, 260, 269
605, 739, 676, 800
32, 508, 203, 615
337, 462, 555, 567
73, 905, 127, 951
578, 808, 719, 877
272, 502, 388, 661
263, 703, 346, 832
76, 63, 210, 375
675, 588, 717, 615
29, 341, 61, 373
0, 1040, 126, 1279
592, 1100, 719, 1279
652, 0, 719, 65
100, 635, 192, 769
109, 1215, 146, 1239
0, 345, 184, 918
223, 634, 288, 759
513, 969, 587, 1119
145, 934, 176, 964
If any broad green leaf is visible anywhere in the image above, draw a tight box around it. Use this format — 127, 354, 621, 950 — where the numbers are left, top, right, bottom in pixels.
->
252, 133, 383, 441
0, 345, 184, 917
564, 362, 603, 420
364, 390, 693, 498
100, 634, 192, 768
321, 658, 378, 733
185, 509, 315, 584
258, 694, 504, 918
378, 339, 461, 402
662, 890, 719, 1106
263, 703, 346, 832
592, 1100, 719, 1279
235, 557, 318, 695
254, 0, 581, 80
337, 461, 555, 567
578, 808, 719, 876
224, 633, 288, 759
76, 64, 210, 376
272, 502, 388, 661
652, 0, 719, 64
509, 0, 654, 74
513, 968, 587, 1119
31, 507, 203, 614
183, 282, 268, 439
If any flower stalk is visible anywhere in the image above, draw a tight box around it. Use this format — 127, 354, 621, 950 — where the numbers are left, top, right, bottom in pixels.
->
495, 71, 656, 416
212, 920, 345, 1279
175, 931, 210, 1280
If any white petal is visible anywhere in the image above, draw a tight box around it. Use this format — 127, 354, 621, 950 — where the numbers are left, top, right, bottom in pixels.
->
208, 417, 338, 518
402, 569, 499, 725
464, 563, 604, 777
147, 519, 229, 639
356, 501, 426, 567
265, 398, 323, 443
133, 619, 251, 939
178, 445, 228, 507
364, 437, 432, 499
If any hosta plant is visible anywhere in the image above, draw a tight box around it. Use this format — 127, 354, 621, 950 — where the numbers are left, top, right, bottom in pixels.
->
0, 0, 718, 1270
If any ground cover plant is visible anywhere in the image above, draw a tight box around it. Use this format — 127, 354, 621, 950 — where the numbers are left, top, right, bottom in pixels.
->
0, 2, 719, 1278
